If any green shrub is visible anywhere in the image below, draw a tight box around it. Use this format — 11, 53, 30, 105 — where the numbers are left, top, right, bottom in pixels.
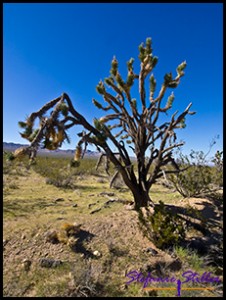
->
70, 160, 80, 168
45, 176, 76, 189
31, 156, 101, 189
5, 151, 15, 161
211, 150, 223, 187
139, 201, 186, 249
168, 150, 214, 197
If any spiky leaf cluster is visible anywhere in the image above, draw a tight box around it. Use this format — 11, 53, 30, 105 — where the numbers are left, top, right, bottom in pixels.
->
110, 56, 118, 76
180, 118, 186, 128
41, 119, 70, 150
19, 119, 33, 140
139, 38, 153, 62
164, 73, 173, 85
18, 121, 27, 128
127, 58, 134, 71
150, 74, 157, 96
5, 152, 15, 161
166, 92, 175, 108
96, 81, 105, 94
138, 38, 158, 71
177, 61, 187, 77
59, 103, 69, 117
92, 98, 103, 109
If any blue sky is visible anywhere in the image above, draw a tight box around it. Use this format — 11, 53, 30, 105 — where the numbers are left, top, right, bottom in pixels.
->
3, 3, 223, 159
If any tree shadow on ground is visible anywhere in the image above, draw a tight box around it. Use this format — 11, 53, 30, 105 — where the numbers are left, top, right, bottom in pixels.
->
70, 229, 95, 258
157, 196, 223, 254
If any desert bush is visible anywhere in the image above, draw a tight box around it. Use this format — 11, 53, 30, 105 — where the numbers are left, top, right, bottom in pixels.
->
32, 156, 68, 177
168, 150, 215, 197
138, 201, 186, 249
45, 176, 76, 189
172, 246, 206, 271
31, 156, 93, 189
205, 239, 223, 277
33, 156, 98, 180
3, 163, 11, 175
3, 154, 30, 177
29, 157, 74, 188
4, 151, 15, 161
212, 150, 223, 172
211, 150, 223, 187
68, 261, 103, 297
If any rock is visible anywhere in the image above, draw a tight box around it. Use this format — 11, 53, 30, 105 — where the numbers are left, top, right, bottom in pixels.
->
54, 198, 65, 202
73, 222, 82, 229
145, 247, 158, 256
52, 260, 63, 267
170, 252, 177, 259
99, 192, 115, 197
90, 208, 101, 214
88, 194, 95, 197
22, 259, 32, 272
34, 232, 40, 238
88, 203, 96, 208
3, 239, 9, 247
103, 204, 110, 209
72, 204, 78, 208
21, 234, 26, 240
104, 199, 117, 205
39, 258, 62, 268
93, 250, 101, 257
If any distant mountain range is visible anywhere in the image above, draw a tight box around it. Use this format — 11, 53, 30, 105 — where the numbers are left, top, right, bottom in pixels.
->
3, 142, 100, 157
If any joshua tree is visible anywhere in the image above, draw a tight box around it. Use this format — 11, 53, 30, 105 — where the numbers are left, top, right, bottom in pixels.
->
15, 38, 195, 210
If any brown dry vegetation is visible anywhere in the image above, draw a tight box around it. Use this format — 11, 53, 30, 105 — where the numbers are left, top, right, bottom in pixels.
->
3, 156, 223, 297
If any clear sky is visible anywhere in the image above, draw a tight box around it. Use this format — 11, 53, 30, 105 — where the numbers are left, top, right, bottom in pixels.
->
3, 3, 223, 159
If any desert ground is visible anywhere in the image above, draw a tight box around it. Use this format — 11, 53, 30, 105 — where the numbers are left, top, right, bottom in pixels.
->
3, 156, 223, 297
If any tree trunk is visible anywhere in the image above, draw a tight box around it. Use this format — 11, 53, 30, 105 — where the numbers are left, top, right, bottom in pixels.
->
132, 188, 155, 211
